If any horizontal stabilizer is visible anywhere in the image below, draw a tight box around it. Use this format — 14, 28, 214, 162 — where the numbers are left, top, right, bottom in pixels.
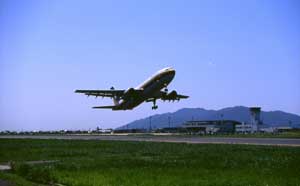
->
92, 106, 115, 109
178, 94, 189, 99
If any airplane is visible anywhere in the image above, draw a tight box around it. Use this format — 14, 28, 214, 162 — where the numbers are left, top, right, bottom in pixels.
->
75, 67, 188, 110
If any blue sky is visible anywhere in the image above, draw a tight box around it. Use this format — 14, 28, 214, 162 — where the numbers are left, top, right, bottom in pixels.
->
1, 0, 299, 131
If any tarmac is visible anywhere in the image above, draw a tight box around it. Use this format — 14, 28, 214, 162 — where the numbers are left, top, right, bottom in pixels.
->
1, 135, 300, 147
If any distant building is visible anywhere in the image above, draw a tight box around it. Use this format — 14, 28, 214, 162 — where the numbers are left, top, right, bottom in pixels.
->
275, 126, 293, 133
156, 127, 186, 133
236, 123, 256, 133
259, 126, 276, 133
249, 107, 262, 133
182, 120, 240, 134
99, 129, 113, 133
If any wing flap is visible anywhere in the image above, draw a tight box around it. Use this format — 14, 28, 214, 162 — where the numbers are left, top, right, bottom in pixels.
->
75, 89, 125, 97
92, 105, 116, 109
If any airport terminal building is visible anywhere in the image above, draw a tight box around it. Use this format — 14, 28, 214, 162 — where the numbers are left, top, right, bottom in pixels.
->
182, 120, 240, 134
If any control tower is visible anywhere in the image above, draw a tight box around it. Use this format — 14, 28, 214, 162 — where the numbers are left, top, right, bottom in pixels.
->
249, 107, 261, 133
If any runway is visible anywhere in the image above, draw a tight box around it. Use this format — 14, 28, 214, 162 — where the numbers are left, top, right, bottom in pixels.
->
1, 135, 300, 147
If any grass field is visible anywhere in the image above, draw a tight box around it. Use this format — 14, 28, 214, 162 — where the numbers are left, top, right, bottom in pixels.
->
0, 139, 300, 186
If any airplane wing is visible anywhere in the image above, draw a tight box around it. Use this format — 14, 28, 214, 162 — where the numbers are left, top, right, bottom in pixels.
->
92, 105, 116, 109
75, 89, 125, 98
168, 94, 189, 100
161, 91, 189, 101
146, 90, 189, 102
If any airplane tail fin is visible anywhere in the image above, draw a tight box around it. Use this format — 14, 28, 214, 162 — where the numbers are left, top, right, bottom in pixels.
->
92, 106, 115, 109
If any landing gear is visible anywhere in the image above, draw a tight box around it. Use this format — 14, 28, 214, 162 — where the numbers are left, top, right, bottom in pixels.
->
152, 105, 158, 110
152, 99, 158, 110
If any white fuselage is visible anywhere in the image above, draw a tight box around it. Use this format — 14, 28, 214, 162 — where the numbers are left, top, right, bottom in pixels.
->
114, 67, 175, 110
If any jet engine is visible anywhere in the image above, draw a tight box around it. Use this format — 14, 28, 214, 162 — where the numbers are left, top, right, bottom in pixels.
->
123, 88, 136, 99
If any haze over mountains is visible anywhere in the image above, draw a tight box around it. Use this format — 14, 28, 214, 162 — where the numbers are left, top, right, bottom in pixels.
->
117, 106, 300, 130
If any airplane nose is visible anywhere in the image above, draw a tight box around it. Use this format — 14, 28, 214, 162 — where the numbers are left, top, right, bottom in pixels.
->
169, 68, 175, 75
168, 67, 175, 71
161, 67, 175, 78
169, 69, 175, 78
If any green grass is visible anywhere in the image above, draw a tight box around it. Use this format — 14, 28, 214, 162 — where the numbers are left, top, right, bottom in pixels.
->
0, 139, 300, 186
0, 172, 45, 186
